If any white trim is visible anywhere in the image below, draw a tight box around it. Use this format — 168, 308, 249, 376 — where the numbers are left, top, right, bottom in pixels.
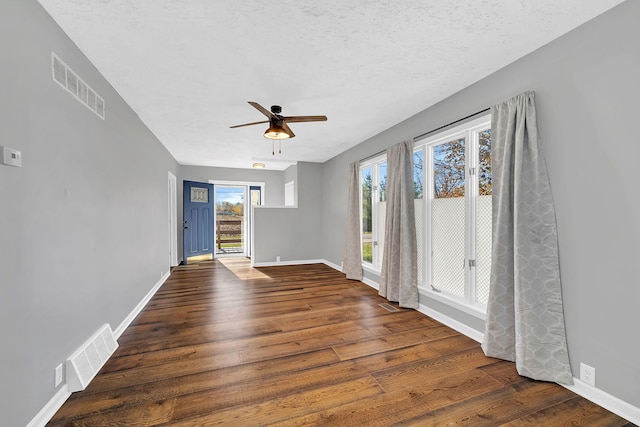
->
208, 179, 266, 203
419, 286, 486, 320
168, 171, 178, 266
362, 264, 381, 275
26, 385, 71, 427
417, 114, 492, 316
209, 180, 265, 259
29, 273, 170, 426
417, 302, 484, 343
114, 271, 170, 338
251, 259, 326, 267
29, 261, 639, 427
322, 259, 342, 271
563, 379, 640, 425
362, 276, 379, 290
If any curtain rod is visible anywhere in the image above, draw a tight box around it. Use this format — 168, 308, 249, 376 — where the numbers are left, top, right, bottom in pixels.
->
359, 107, 490, 163
415, 107, 490, 141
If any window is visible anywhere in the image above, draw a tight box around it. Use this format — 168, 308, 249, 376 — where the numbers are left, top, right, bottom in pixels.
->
360, 156, 386, 269
421, 115, 492, 313
359, 116, 490, 316
361, 151, 423, 273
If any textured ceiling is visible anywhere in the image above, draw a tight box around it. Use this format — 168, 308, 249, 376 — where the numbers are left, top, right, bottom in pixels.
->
38, 0, 624, 170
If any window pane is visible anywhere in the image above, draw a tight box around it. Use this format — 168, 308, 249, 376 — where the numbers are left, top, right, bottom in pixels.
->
432, 138, 465, 297
361, 167, 373, 263
476, 129, 492, 304
377, 163, 387, 266
414, 150, 424, 284
414, 151, 424, 199
379, 163, 387, 202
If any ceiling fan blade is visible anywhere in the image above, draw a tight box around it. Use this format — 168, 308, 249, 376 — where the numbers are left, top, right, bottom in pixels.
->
230, 120, 270, 129
283, 122, 296, 138
282, 115, 328, 123
248, 101, 276, 119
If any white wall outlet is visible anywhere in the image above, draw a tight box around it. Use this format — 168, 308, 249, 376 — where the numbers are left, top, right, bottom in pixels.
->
580, 362, 595, 387
54, 364, 63, 387
1, 146, 22, 167
276, 256, 281, 262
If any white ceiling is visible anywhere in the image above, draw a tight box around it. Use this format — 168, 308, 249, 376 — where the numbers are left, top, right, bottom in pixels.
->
38, 0, 624, 170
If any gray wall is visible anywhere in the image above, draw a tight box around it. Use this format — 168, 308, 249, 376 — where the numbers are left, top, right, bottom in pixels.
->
177, 165, 286, 263
254, 162, 323, 263
0, 1, 179, 425
321, 0, 639, 408
179, 165, 285, 207
5, 0, 638, 424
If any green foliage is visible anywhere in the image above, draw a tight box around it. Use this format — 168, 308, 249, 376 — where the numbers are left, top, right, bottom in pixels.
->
361, 169, 373, 233
362, 242, 373, 263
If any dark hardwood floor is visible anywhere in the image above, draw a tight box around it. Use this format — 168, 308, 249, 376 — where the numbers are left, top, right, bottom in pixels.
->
48, 259, 635, 426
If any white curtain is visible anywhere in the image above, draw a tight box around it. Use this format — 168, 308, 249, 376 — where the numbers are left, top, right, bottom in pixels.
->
482, 92, 573, 384
343, 161, 363, 280
379, 140, 418, 309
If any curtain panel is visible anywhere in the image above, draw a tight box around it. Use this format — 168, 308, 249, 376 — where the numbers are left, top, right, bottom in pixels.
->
482, 91, 573, 384
343, 161, 363, 281
379, 140, 418, 309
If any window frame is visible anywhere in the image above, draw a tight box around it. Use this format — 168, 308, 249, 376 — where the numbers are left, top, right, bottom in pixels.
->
417, 114, 491, 318
360, 154, 387, 272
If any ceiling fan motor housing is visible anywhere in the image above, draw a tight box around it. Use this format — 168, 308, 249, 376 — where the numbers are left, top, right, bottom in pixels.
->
270, 105, 282, 115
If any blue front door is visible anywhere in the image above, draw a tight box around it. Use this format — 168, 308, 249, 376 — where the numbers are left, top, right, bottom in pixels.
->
183, 180, 214, 262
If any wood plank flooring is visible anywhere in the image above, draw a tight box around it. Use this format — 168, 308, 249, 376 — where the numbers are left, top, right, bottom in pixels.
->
48, 259, 635, 426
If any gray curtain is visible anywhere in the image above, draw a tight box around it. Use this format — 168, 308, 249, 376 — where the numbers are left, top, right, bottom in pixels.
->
482, 92, 573, 384
379, 140, 418, 309
343, 161, 363, 280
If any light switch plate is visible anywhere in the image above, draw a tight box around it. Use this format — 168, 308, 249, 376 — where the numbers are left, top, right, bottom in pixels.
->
1, 146, 22, 167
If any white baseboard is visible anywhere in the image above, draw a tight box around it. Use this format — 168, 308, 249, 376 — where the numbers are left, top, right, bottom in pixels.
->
251, 259, 325, 268
322, 259, 342, 271
356, 275, 484, 342
114, 271, 170, 339
29, 272, 171, 426
417, 303, 484, 343
26, 385, 71, 427
311, 266, 640, 423
32, 264, 637, 427
362, 277, 380, 290
563, 378, 640, 425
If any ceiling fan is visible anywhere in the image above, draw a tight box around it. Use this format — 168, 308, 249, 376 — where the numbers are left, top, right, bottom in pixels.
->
230, 102, 327, 141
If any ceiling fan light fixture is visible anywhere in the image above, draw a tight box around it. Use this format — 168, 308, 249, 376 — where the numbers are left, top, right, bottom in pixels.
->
263, 123, 290, 140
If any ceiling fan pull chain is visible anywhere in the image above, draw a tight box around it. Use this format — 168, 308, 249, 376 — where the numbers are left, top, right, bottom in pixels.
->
272, 140, 275, 155
279, 140, 282, 154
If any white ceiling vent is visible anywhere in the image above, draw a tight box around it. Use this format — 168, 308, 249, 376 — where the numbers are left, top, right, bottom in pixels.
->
51, 52, 105, 120
66, 324, 118, 392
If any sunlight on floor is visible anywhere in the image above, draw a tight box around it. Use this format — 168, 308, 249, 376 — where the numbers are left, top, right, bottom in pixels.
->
218, 258, 271, 280
185, 253, 213, 264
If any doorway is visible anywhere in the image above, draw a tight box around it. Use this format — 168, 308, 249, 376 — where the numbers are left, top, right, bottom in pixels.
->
215, 185, 246, 256
212, 181, 264, 258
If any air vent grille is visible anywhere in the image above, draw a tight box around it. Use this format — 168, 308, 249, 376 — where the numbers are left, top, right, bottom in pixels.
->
379, 303, 401, 312
51, 52, 105, 120
66, 324, 118, 392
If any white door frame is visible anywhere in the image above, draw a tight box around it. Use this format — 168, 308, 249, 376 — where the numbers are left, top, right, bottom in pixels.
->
168, 171, 178, 266
209, 180, 265, 258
